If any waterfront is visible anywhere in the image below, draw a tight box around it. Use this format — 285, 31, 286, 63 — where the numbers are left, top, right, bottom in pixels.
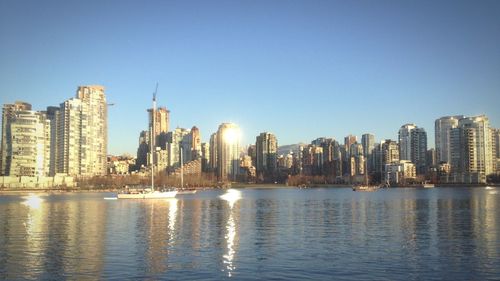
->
0, 187, 499, 280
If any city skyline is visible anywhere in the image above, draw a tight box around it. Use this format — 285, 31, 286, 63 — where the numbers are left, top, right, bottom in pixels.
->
1, 0, 499, 155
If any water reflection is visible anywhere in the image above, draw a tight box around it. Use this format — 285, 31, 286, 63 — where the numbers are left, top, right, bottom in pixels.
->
0, 188, 499, 280
22, 194, 44, 209
220, 189, 241, 277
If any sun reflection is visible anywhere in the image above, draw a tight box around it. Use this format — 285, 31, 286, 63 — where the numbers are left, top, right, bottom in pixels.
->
22, 194, 44, 209
168, 198, 178, 241
220, 189, 241, 277
220, 189, 241, 209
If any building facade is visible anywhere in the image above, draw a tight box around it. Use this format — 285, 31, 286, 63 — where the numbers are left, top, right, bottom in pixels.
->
58, 86, 108, 176
255, 132, 278, 180
1, 101, 32, 175
216, 123, 241, 181
8, 110, 50, 177
449, 115, 495, 183
435, 115, 463, 164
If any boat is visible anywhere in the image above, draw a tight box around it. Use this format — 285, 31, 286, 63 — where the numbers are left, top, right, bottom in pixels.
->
352, 161, 380, 192
177, 189, 197, 195
118, 86, 177, 199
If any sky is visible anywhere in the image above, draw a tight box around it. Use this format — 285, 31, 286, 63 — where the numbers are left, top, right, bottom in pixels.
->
1, 0, 499, 155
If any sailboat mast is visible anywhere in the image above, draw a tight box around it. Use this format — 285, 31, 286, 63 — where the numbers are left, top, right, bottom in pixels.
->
151, 84, 158, 192
180, 146, 184, 189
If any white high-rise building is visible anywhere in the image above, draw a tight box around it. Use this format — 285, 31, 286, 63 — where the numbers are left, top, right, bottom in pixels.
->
216, 123, 241, 181
449, 115, 495, 183
1, 101, 32, 175
435, 115, 463, 164
8, 110, 50, 177
398, 124, 417, 161
58, 86, 107, 176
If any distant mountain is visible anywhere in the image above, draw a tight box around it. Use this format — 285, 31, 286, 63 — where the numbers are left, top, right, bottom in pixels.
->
278, 143, 305, 156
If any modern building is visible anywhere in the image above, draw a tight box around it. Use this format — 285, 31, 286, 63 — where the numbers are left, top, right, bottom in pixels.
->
411, 127, 428, 174
398, 124, 427, 174
201, 142, 210, 172
148, 106, 170, 149
165, 127, 190, 168
7, 110, 50, 177
435, 115, 463, 164
45, 106, 60, 176
385, 160, 416, 185
135, 131, 149, 169
255, 132, 278, 180
58, 86, 108, 176
216, 123, 241, 181
344, 135, 357, 153
382, 139, 399, 165
1, 101, 32, 175
361, 133, 375, 173
209, 133, 218, 172
449, 115, 495, 183
398, 124, 417, 161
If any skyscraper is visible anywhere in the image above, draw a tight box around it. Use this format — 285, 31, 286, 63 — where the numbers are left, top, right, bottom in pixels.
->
136, 130, 149, 169
411, 127, 428, 174
1, 101, 32, 175
58, 86, 107, 176
398, 124, 417, 161
450, 115, 495, 183
398, 124, 427, 174
209, 133, 218, 172
7, 110, 50, 177
216, 123, 241, 181
361, 133, 375, 173
46, 106, 60, 176
255, 132, 278, 180
148, 106, 170, 148
435, 115, 463, 164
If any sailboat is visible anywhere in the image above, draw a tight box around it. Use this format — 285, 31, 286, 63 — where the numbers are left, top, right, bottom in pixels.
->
352, 158, 379, 192
118, 86, 177, 199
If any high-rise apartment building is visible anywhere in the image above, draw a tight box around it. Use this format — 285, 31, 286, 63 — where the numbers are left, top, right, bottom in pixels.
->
1, 101, 32, 175
344, 135, 357, 153
398, 124, 427, 174
216, 123, 241, 181
398, 124, 417, 161
45, 106, 60, 176
382, 139, 399, 165
435, 115, 463, 164
136, 130, 149, 169
209, 133, 218, 172
7, 110, 50, 177
166, 127, 190, 168
58, 86, 107, 176
361, 133, 375, 173
255, 132, 278, 179
494, 128, 500, 159
449, 115, 495, 183
201, 142, 210, 172
148, 106, 170, 148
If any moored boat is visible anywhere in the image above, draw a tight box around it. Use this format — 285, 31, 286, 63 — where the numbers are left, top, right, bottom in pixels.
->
117, 86, 177, 200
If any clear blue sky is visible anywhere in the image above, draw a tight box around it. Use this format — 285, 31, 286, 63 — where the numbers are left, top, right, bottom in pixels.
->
1, 0, 499, 155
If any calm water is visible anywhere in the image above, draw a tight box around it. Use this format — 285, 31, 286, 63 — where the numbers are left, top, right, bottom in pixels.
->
0, 187, 499, 280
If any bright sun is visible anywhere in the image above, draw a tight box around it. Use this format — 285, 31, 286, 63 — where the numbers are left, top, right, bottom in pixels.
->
223, 128, 240, 144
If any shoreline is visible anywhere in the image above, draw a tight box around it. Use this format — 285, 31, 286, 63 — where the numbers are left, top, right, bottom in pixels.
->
1, 183, 498, 194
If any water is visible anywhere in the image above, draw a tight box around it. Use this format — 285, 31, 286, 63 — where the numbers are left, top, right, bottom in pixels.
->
0, 187, 499, 280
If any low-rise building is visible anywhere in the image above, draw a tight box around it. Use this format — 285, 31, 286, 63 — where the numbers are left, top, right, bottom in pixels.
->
385, 160, 416, 186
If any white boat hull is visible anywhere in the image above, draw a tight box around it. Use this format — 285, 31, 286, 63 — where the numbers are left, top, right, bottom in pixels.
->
117, 190, 177, 199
